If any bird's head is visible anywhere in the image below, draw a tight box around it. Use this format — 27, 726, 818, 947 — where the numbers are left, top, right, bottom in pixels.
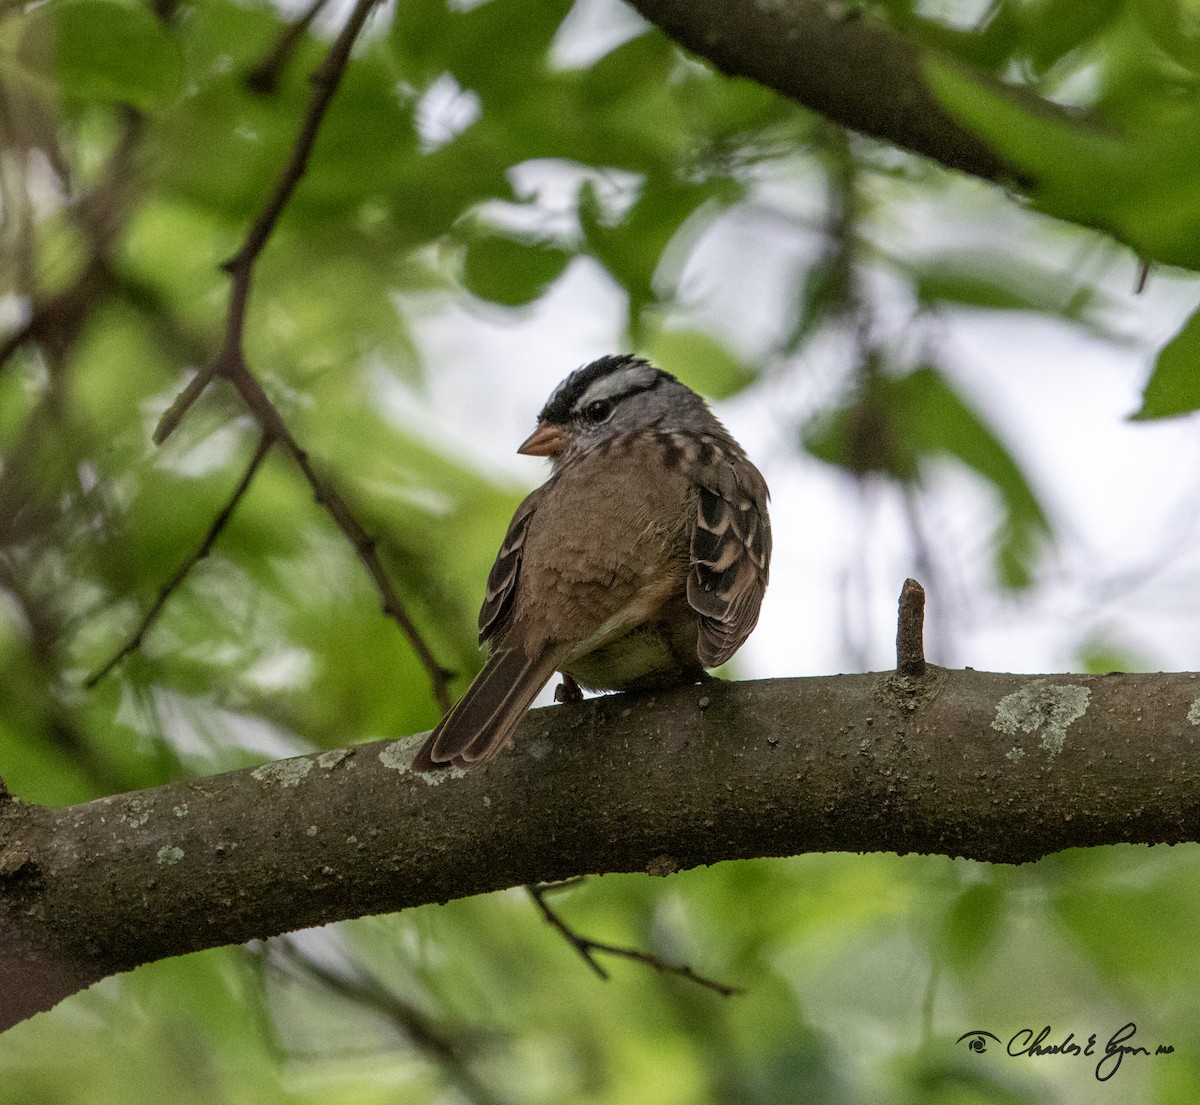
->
518, 355, 711, 467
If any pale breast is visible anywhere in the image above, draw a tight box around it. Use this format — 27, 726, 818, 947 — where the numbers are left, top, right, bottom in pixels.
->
512, 434, 695, 652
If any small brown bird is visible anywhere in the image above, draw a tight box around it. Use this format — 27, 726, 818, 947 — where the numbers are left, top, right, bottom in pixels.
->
412, 355, 771, 771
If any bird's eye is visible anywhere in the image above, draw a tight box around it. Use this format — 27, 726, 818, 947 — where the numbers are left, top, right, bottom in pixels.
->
583, 399, 613, 424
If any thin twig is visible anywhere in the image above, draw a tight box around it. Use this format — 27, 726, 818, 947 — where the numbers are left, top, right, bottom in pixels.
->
525, 884, 742, 998
143, 0, 453, 711
1135, 258, 1152, 295
246, 0, 335, 95
84, 434, 273, 687
0, 318, 33, 375
0, 111, 144, 378
266, 940, 505, 1105
221, 359, 455, 712
153, 0, 379, 447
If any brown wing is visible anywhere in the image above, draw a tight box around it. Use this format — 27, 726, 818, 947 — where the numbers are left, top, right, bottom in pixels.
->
477, 484, 545, 644
686, 463, 771, 668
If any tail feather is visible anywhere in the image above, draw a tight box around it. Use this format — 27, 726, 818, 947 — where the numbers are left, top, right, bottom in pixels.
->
411, 648, 560, 771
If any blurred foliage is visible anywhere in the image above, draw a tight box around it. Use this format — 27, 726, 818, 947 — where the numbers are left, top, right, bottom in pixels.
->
0, 0, 1198, 1102
805, 365, 1050, 588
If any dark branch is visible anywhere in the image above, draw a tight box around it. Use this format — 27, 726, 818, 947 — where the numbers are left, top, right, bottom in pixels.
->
245, 0, 335, 96
264, 939, 504, 1105
219, 358, 455, 712
626, 0, 1080, 188
7, 667, 1200, 1030
0, 319, 33, 376
222, 0, 377, 274
84, 434, 273, 687
0, 113, 145, 376
153, 0, 379, 446
896, 577, 927, 677
141, 0, 452, 710
527, 883, 741, 997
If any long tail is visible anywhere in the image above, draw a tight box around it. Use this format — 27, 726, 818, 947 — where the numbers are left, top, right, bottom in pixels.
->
411, 647, 560, 771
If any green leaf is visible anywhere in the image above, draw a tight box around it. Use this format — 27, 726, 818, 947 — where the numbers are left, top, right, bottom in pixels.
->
21, 0, 183, 111
459, 232, 572, 306
391, 0, 573, 106
805, 366, 1050, 588
941, 879, 1004, 970
911, 254, 1099, 321
1077, 637, 1147, 674
642, 329, 755, 399
153, 75, 297, 217
1049, 849, 1200, 989
387, 137, 513, 247
388, 0, 450, 85
927, 56, 1200, 270
1020, 0, 1122, 72
581, 175, 741, 317
305, 51, 419, 209
1137, 0, 1200, 73
1134, 306, 1200, 419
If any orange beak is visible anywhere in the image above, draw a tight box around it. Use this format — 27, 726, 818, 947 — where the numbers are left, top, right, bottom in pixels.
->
517, 421, 569, 457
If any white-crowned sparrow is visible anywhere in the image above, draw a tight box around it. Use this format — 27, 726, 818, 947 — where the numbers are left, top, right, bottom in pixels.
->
413, 354, 771, 770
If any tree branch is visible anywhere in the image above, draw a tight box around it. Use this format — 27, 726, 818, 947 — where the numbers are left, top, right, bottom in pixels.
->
5, 665, 1200, 1030
140, 0, 453, 711
153, 0, 378, 446
626, 0, 1079, 188
261, 939, 505, 1105
245, 0, 335, 96
526, 883, 740, 997
218, 357, 455, 712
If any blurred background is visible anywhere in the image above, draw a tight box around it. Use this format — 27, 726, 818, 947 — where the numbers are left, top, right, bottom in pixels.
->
4, 0, 1200, 1100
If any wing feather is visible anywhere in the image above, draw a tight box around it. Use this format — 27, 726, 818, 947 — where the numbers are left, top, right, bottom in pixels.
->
687, 463, 771, 668
477, 485, 545, 644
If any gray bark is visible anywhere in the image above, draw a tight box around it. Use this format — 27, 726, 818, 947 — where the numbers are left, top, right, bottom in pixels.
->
3, 666, 1199, 1032
626, 0, 1086, 188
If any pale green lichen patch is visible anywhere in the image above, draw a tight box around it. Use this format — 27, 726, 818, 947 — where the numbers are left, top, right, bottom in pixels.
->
1005, 746, 1026, 763
378, 734, 466, 784
120, 797, 152, 829
1188, 696, 1200, 726
251, 757, 314, 788
173, 803, 189, 818
992, 680, 1090, 757
156, 845, 184, 866
317, 748, 352, 770
306, 825, 318, 837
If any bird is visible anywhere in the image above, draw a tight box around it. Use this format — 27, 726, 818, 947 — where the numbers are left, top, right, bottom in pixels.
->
412, 354, 771, 771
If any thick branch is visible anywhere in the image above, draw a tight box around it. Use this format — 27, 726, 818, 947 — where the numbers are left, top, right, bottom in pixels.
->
5, 667, 1200, 1029
626, 0, 1076, 188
